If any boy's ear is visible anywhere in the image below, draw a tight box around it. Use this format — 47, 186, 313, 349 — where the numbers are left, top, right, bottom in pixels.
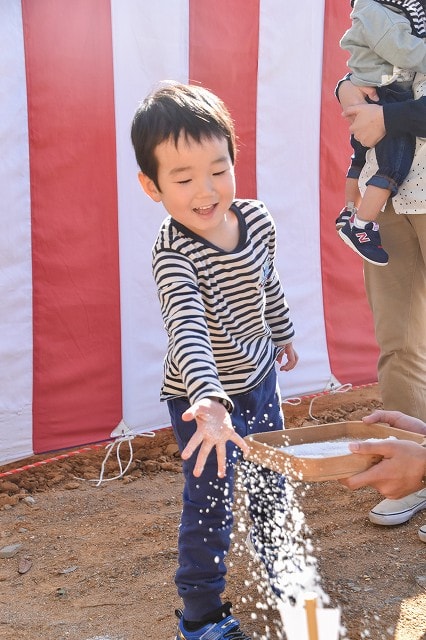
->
138, 172, 162, 202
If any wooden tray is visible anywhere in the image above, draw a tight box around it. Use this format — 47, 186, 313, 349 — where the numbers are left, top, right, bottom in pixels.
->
243, 421, 426, 481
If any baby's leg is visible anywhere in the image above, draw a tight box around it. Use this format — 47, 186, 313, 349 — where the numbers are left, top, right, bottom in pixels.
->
356, 184, 391, 224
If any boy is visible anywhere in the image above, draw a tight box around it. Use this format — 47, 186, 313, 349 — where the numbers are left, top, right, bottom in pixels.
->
131, 82, 298, 640
337, 0, 426, 266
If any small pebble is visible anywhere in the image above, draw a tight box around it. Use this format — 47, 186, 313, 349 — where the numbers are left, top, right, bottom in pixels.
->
18, 557, 32, 574
0, 543, 23, 559
64, 481, 81, 490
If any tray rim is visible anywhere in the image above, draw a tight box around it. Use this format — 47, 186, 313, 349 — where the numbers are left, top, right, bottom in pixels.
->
243, 420, 426, 481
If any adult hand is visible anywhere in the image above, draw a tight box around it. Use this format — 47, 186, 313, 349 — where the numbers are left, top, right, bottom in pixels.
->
276, 343, 299, 371
343, 103, 386, 147
180, 398, 249, 478
339, 438, 426, 499
363, 409, 426, 436
338, 80, 379, 112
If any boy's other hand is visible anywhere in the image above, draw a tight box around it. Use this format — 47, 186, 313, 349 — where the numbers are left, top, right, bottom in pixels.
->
276, 343, 298, 372
180, 398, 249, 478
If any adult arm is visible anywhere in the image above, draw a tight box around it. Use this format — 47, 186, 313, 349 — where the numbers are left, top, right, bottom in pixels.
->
337, 77, 426, 146
336, 79, 378, 111
339, 410, 426, 499
336, 78, 384, 146
383, 96, 426, 137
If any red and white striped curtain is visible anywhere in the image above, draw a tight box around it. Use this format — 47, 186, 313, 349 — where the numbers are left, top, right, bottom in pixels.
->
0, 0, 378, 466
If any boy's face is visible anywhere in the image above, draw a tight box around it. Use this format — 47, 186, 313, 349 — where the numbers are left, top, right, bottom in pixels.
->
139, 133, 236, 237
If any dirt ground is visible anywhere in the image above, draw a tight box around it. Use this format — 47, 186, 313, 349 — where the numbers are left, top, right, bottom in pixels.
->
0, 384, 425, 640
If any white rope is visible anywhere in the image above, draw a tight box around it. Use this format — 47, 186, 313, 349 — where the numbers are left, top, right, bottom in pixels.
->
93, 434, 135, 486
75, 419, 156, 486
282, 383, 353, 423
282, 397, 302, 406
308, 382, 352, 422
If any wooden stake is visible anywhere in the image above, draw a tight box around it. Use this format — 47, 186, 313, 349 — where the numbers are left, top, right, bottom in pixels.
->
304, 593, 319, 640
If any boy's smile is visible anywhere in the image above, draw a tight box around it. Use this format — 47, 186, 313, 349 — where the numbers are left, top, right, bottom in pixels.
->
139, 134, 236, 242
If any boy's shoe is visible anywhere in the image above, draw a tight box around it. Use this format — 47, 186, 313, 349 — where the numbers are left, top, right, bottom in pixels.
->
369, 489, 426, 526
175, 608, 251, 640
338, 219, 388, 265
335, 206, 354, 230
419, 524, 426, 542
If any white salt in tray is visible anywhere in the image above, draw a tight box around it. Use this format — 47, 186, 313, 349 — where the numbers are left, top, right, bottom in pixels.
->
244, 421, 426, 481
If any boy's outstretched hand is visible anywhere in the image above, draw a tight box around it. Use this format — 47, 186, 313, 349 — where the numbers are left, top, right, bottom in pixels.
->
181, 398, 250, 478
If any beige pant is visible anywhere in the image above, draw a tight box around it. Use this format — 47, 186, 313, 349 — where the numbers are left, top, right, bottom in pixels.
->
364, 202, 426, 421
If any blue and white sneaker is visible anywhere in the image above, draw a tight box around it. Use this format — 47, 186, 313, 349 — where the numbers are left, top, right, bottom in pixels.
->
338, 218, 388, 266
175, 608, 251, 640
335, 205, 355, 230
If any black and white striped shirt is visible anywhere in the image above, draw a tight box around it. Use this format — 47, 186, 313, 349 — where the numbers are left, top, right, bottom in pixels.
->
152, 199, 295, 406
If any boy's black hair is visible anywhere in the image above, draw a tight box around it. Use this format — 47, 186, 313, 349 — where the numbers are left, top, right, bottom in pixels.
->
131, 81, 237, 191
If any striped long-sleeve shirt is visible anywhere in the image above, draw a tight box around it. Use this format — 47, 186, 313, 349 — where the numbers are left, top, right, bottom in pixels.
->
152, 199, 295, 407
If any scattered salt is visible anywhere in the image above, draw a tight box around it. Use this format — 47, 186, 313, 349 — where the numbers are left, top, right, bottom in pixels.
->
279, 436, 395, 459
234, 413, 394, 639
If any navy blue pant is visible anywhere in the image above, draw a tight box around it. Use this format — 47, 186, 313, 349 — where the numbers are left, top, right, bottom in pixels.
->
348, 82, 415, 195
167, 366, 286, 621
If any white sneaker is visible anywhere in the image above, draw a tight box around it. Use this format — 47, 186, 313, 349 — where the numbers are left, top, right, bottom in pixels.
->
369, 488, 426, 526
419, 524, 426, 543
